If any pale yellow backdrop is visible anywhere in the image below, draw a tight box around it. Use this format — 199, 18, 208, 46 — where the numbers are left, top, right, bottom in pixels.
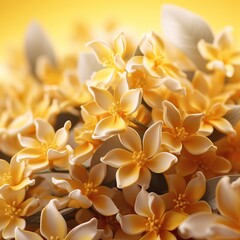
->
0, 0, 240, 58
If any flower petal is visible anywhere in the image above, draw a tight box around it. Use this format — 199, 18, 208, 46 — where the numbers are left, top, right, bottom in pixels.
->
69, 189, 92, 208
93, 116, 126, 139
119, 127, 141, 152
40, 199, 67, 239
182, 113, 203, 135
116, 164, 140, 188
3, 217, 26, 240
149, 192, 165, 219
15, 227, 43, 240
120, 89, 142, 115
143, 121, 162, 158
185, 201, 211, 214
140, 231, 158, 240
101, 148, 133, 168
211, 156, 232, 173
185, 171, 206, 202
65, 218, 98, 240
183, 135, 215, 155
114, 32, 126, 56
209, 118, 235, 134
137, 167, 151, 188
165, 174, 186, 196
162, 132, 182, 154
161, 210, 186, 231
89, 163, 106, 186
117, 214, 147, 235
92, 195, 119, 216
34, 118, 55, 143
162, 100, 181, 129
134, 187, 151, 217
146, 152, 177, 173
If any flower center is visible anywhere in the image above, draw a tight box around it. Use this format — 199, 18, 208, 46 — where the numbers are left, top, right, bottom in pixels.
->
145, 215, 162, 233
102, 57, 115, 69
154, 55, 166, 67
108, 101, 125, 118
173, 193, 189, 211
4, 201, 22, 217
128, 71, 146, 89
49, 236, 61, 240
0, 172, 12, 185
194, 159, 209, 172
83, 182, 98, 197
132, 151, 148, 167
173, 127, 188, 141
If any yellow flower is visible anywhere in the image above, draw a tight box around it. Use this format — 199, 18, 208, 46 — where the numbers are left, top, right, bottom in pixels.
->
137, 31, 185, 78
176, 148, 231, 179
86, 32, 126, 87
16, 119, 72, 174
101, 121, 177, 188
52, 163, 119, 216
0, 187, 40, 239
162, 100, 216, 155
179, 176, 240, 240
198, 27, 240, 77
117, 187, 186, 240
162, 171, 211, 214
84, 77, 142, 140
0, 156, 35, 191
15, 199, 101, 240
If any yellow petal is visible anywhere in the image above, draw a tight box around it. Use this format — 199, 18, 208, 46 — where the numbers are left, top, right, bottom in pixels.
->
15, 227, 43, 240
211, 156, 232, 173
86, 40, 113, 64
69, 189, 92, 208
146, 152, 177, 173
17, 135, 40, 148
162, 100, 181, 129
182, 113, 203, 135
34, 118, 55, 143
117, 213, 147, 235
120, 88, 142, 115
185, 201, 211, 214
162, 132, 182, 154
198, 40, 219, 61
3, 217, 26, 240
82, 101, 106, 116
134, 187, 151, 217
16, 148, 43, 162
140, 231, 158, 240
209, 118, 235, 134
65, 218, 98, 240
183, 135, 215, 155
175, 158, 198, 176
214, 27, 234, 50
161, 210, 186, 231
19, 197, 39, 216
143, 121, 162, 158
101, 149, 133, 168
119, 127, 141, 152
137, 167, 151, 188
92, 195, 119, 216
149, 193, 165, 219
216, 176, 240, 223
89, 86, 114, 111
40, 199, 67, 239
160, 231, 177, 240
116, 164, 140, 188
185, 171, 206, 202
113, 32, 126, 57
93, 115, 126, 139
89, 163, 106, 186
165, 174, 186, 196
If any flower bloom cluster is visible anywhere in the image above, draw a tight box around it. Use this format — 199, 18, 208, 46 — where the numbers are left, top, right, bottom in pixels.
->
0, 4, 240, 240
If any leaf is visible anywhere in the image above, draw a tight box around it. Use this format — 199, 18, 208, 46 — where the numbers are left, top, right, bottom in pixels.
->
78, 53, 102, 82
161, 4, 214, 72
25, 21, 56, 73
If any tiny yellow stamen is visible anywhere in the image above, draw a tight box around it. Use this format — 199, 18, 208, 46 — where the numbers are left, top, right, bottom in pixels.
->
132, 151, 148, 167
173, 193, 189, 211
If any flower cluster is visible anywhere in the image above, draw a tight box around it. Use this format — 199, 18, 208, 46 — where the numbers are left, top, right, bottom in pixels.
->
1, 4, 240, 240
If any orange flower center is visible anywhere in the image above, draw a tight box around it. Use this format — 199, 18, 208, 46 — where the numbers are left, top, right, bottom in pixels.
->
154, 55, 166, 67
145, 215, 162, 233
132, 151, 148, 167
108, 101, 125, 118
102, 56, 115, 69
49, 236, 61, 240
128, 71, 146, 89
83, 182, 98, 197
173, 193, 189, 211
4, 201, 22, 217
173, 127, 188, 141
194, 159, 209, 172
1, 172, 12, 185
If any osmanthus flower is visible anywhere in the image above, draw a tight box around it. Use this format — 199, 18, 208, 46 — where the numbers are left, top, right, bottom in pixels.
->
117, 187, 186, 240
161, 100, 216, 155
161, 171, 211, 215
52, 163, 119, 216
198, 27, 240, 77
101, 121, 178, 188
133, 31, 185, 79
182, 89, 235, 136
126, 59, 185, 109
175, 148, 231, 179
14, 199, 102, 240
179, 176, 240, 240
16, 119, 72, 174
84, 77, 142, 140
0, 186, 40, 239
0, 156, 35, 191
86, 32, 126, 87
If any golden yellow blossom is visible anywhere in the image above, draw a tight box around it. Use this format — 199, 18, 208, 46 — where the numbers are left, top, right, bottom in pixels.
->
52, 163, 119, 216
162, 100, 216, 155
84, 77, 142, 140
117, 187, 186, 240
101, 121, 177, 188
16, 119, 72, 174
198, 27, 240, 77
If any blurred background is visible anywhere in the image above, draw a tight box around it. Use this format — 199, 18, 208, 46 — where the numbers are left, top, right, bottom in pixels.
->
0, 0, 240, 60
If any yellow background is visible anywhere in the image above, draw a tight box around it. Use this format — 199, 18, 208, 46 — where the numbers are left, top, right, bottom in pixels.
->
0, 0, 240, 59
